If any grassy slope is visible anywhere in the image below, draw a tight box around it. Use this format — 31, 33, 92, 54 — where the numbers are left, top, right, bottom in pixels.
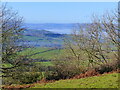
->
3, 47, 115, 67
18, 47, 64, 66
19, 47, 62, 60
2, 48, 63, 67
32, 73, 119, 88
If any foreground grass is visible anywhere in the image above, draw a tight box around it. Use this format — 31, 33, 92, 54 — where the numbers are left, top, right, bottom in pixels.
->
32, 73, 119, 88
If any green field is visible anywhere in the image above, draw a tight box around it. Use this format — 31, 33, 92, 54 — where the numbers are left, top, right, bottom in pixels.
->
2, 47, 63, 69
32, 73, 119, 88
34, 62, 53, 66
3, 46, 116, 68
19, 47, 63, 60
4, 46, 116, 67
23, 35, 64, 44
18, 47, 65, 66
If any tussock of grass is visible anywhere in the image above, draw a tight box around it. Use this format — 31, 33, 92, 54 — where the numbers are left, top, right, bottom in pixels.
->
32, 73, 119, 88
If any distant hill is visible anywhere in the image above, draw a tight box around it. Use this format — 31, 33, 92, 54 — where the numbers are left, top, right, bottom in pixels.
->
20, 23, 88, 47
23, 23, 88, 34
20, 29, 68, 48
23, 29, 65, 38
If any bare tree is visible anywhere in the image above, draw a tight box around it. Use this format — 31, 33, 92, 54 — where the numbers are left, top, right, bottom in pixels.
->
64, 10, 119, 69
0, 3, 30, 78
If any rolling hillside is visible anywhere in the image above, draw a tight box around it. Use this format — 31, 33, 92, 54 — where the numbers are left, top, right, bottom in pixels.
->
32, 73, 119, 88
20, 29, 68, 47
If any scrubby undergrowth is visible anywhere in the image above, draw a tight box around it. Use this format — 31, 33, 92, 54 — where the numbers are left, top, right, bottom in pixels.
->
2, 70, 119, 89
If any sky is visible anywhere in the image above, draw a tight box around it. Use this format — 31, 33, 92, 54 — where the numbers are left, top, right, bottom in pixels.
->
7, 2, 117, 23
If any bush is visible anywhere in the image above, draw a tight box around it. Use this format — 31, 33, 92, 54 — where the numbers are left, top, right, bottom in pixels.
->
3, 72, 43, 85
2, 65, 44, 85
2, 61, 48, 85
95, 60, 119, 74
45, 60, 87, 80
17, 72, 43, 84
95, 64, 113, 74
